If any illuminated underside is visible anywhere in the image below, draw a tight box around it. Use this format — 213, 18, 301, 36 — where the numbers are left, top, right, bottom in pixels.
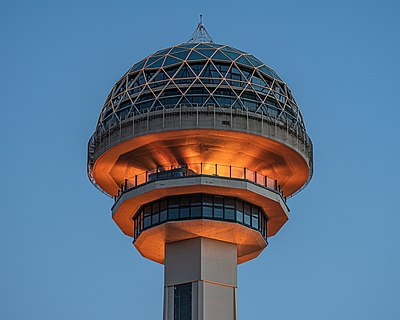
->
92, 129, 309, 197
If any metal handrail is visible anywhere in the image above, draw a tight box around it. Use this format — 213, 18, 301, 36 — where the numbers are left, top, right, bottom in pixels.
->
114, 163, 286, 203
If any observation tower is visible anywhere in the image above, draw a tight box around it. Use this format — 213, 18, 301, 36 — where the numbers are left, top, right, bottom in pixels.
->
87, 18, 313, 320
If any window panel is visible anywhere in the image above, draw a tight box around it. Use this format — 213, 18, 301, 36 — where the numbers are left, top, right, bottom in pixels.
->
191, 206, 201, 217
132, 194, 268, 241
180, 207, 190, 218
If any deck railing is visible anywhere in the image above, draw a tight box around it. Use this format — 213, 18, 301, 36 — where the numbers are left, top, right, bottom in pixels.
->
114, 163, 285, 202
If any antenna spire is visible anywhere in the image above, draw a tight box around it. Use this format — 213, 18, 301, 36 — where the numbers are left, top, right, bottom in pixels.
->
187, 15, 213, 43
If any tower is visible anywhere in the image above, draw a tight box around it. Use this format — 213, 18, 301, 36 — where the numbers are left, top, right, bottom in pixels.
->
87, 20, 313, 320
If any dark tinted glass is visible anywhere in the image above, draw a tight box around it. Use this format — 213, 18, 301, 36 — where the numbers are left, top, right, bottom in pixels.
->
133, 194, 268, 242
174, 283, 192, 320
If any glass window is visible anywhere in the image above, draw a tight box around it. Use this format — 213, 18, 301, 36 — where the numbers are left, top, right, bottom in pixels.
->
190, 194, 201, 206
244, 203, 251, 225
160, 210, 167, 222
213, 196, 223, 207
180, 207, 190, 218
169, 197, 179, 208
225, 208, 235, 220
132, 194, 268, 241
202, 195, 213, 207
152, 202, 159, 214
236, 199, 243, 223
203, 206, 213, 217
224, 197, 235, 209
144, 205, 151, 216
214, 207, 223, 219
152, 213, 160, 225
174, 283, 192, 320
180, 197, 190, 207
213, 196, 223, 219
191, 206, 201, 217
252, 207, 259, 229
168, 207, 179, 220
160, 200, 168, 211
144, 216, 151, 228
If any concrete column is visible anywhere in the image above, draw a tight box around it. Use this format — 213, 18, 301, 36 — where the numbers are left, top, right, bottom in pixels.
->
163, 237, 237, 320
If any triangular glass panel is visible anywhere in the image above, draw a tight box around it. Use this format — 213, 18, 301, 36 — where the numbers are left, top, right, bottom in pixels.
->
165, 64, 182, 78
184, 79, 208, 95
187, 50, 207, 61
144, 70, 156, 82
227, 46, 247, 54
174, 63, 196, 78
153, 69, 168, 82
232, 98, 245, 109
237, 66, 252, 81
151, 99, 164, 109
222, 50, 240, 61
211, 50, 230, 62
176, 95, 192, 107
207, 96, 220, 107
235, 55, 253, 68
199, 61, 212, 77
147, 56, 165, 69
134, 72, 146, 86
170, 46, 187, 54
154, 48, 172, 55
172, 50, 190, 61
168, 54, 184, 62
189, 63, 205, 77
145, 56, 163, 68
116, 79, 126, 93
130, 59, 146, 72
259, 65, 281, 80
251, 71, 268, 87
195, 48, 215, 58
163, 56, 181, 67
196, 43, 212, 49
247, 56, 263, 67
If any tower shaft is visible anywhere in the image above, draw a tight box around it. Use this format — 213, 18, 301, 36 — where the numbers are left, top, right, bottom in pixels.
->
164, 237, 238, 320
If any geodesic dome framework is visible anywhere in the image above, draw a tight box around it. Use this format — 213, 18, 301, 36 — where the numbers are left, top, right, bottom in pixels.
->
96, 42, 306, 133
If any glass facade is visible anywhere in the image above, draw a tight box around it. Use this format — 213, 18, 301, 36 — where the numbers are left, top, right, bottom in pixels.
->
174, 283, 192, 320
133, 194, 268, 241
96, 42, 306, 133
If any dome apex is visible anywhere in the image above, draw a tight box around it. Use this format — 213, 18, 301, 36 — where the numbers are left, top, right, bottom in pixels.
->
187, 15, 214, 43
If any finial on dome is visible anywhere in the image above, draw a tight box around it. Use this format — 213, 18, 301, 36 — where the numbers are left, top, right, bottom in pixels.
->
187, 15, 213, 43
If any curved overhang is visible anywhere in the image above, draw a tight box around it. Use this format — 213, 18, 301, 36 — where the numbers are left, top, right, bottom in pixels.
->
93, 129, 310, 197
134, 220, 267, 264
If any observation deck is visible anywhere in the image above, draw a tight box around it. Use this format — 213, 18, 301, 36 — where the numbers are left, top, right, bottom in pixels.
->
87, 32, 313, 265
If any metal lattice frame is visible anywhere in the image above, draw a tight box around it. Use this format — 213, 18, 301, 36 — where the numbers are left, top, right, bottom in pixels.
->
95, 25, 306, 135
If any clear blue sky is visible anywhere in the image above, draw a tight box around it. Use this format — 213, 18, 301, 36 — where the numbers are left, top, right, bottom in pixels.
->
1, 0, 399, 319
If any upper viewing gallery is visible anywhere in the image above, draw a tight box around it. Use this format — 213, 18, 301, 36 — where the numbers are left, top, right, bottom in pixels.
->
87, 20, 313, 205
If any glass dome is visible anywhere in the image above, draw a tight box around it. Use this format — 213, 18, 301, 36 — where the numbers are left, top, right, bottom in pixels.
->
96, 39, 306, 133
